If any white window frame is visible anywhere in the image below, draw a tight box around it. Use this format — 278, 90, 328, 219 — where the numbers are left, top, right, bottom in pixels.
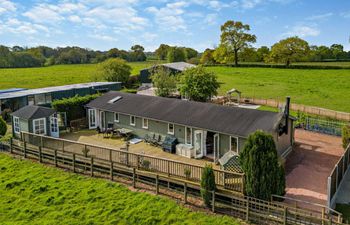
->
142, 118, 148, 129
185, 127, 192, 145
168, 123, 174, 135
114, 113, 119, 123
13, 116, 20, 134
230, 136, 239, 153
88, 109, 97, 129
33, 118, 47, 135
130, 115, 136, 126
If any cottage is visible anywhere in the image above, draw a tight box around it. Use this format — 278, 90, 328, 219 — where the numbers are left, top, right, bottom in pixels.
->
86, 92, 294, 163
0, 82, 121, 113
11, 105, 59, 138
139, 62, 196, 84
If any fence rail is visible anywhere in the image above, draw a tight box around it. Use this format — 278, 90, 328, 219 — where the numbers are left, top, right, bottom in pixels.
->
20, 132, 244, 193
213, 96, 350, 122
328, 144, 350, 209
2, 137, 347, 225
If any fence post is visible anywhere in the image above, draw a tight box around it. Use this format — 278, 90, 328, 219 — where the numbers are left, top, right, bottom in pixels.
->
283, 207, 287, 225
39, 146, 42, 163
90, 157, 94, 177
23, 141, 27, 158
10, 138, 13, 153
72, 154, 76, 173
321, 207, 325, 225
167, 161, 170, 177
156, 175, 159, 195
137, 155, 140, 170
132, 168, 136, 188
109, 149, 112, 162
110, 161, 114, 181
54, 150, 57, 167
245, 198, 250, 221
184, 182, 188, 204
211, 190, 215, 213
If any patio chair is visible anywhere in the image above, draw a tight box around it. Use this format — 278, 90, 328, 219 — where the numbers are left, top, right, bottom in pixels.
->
144, 133, 152, 143
150, 134, 159, 145
157, 135, 165, 146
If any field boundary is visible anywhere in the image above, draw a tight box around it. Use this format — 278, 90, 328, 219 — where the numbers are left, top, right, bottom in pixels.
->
0, 135, 347, 225
214, 96, 350, 121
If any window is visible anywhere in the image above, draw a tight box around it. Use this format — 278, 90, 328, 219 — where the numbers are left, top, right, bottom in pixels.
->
33, 118, 46, 135
28, 95, 35, 105
168, 123, 174, 135
88, 109, 96, 128
114, 113, 119, 122
45, 93, 52, 103
185, 127, 192, 145
130, 116, 135, 126
50, 115, 58, 133
13, 117, 20, 134
230, 136, 238, 153
34, 94, 46, 105
142, 118, 148, 129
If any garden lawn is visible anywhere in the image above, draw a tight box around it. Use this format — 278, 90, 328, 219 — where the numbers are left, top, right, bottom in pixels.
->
0, 153, 241, 225
207, 66, 350, 112
0, 61, 157, 90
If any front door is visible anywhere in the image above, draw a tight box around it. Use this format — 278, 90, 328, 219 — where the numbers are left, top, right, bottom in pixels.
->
88, 109, 97, 129
50, 114, 59, 138
194, 130, 204, 158
213, 134, 220, 163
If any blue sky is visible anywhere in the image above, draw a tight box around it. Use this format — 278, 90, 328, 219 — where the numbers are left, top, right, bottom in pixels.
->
0, 0, 349, 51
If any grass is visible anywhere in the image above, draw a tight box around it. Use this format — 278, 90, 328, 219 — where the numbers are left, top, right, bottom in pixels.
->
207, 66, 350, 112
1, 63, 349, 112
336, 204, 350, 223
0, 61, 157, 90
0, 153, 241, 225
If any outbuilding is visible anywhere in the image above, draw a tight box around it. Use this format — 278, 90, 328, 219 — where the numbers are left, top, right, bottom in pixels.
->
11, 105, 59, 138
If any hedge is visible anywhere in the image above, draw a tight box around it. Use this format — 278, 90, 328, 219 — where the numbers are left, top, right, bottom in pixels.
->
203, 63, 350, 70
52, 94, 101, 124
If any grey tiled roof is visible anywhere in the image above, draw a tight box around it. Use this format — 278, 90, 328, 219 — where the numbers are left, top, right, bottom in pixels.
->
12, 105, 56, 120
86, 92, 281, 137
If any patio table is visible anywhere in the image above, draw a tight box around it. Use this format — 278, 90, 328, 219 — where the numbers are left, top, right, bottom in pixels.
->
117, 128, 133, 140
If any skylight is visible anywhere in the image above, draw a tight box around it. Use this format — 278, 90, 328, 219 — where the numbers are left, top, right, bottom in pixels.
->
108, 96, 122, 104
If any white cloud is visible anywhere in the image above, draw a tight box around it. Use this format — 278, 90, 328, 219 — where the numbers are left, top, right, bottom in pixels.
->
283, 25, 320, 38
306, 12, 333, 21
68, 15, 82, 23
0, 18, 50, 35
23, 4, 64, 24
89, 34, 118, 42
0, 0, 16, 15
204, 13, 218, 25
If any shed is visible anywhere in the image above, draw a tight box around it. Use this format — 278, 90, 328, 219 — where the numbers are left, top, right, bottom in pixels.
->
11, 105, 59, 138
140, 62, 196, 83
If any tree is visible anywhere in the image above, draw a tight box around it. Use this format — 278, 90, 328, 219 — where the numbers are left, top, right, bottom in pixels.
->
97, 58, 131, 83
0, 116, 7, 136
130, 44, 146, 61
213, 44, 234, 64
155, 44, 170, 60
256, 46, 270, 62
342, 124, 350, 150
239, 47, 259, 62
200, 49, 216, 64
150, 67, 177, 97
167, 47, 186, 62
268, 37, 310, 66
180, 66, 220, 102
330, 44, 347, 60
200, 164, 216, 207
184, 47, 198, 59
239, 130, 285, 200
220, 20, 257, 66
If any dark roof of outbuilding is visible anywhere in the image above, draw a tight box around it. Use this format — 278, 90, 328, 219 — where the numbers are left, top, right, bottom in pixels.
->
12, 105, 56, 120
87, 92, 282, 137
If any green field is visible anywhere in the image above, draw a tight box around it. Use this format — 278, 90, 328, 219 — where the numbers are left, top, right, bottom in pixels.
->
0, 153, 241, 225
207, 67, 350, 112
0, 63, 349, 112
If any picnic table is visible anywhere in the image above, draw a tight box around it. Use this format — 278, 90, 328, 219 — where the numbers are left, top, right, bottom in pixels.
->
117, 128, 133, 140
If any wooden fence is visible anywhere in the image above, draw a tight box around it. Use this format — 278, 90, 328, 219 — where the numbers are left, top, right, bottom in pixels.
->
328, 144, 350, 209
2, 136, 346, 225
214, 96, 350, 122
20, 132, 244, 193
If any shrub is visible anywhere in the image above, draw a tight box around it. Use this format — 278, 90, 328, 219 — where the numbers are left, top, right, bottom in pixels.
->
52, 94, 101, 124
184, 167, 191, 180
200, 164, 216, 207
97, 58, 131, 84
239, 130, 285, 200
142, 160, 151, 170
342, 125, 350, 149
0, 109, 12, 122
0, 116, 7, 136
150, 67, 177, 97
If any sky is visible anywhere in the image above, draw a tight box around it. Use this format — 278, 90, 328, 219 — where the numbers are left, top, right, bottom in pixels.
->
0, 0, 349, 52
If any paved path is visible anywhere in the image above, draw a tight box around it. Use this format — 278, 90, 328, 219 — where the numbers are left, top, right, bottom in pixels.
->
285, 129, 343, 207
335, 168, 350, 204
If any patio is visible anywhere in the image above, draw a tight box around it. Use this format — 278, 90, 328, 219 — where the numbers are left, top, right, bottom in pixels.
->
60, 129, 217, 168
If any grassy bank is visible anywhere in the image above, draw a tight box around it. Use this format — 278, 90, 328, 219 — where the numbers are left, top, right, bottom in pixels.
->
0, 153, 241, 225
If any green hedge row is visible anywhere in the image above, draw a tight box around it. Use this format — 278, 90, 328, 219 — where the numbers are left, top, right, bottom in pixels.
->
204, 63, 350, 70
52, 94, 101, 124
